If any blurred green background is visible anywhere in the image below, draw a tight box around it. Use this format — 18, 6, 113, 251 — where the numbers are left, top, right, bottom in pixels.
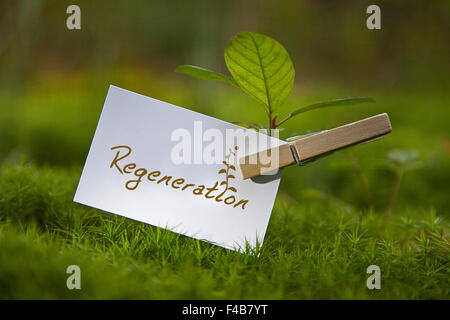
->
0, 0, 448, 299
1, 0, 448, 212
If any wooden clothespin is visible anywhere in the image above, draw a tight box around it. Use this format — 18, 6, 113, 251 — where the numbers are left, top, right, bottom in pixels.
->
238, 113, 392, 179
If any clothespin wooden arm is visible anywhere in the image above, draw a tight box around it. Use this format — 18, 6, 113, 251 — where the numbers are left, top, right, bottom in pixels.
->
238, 113, 392, 179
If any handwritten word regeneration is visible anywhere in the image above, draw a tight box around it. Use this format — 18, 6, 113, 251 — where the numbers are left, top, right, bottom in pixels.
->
109, 145, 249, 210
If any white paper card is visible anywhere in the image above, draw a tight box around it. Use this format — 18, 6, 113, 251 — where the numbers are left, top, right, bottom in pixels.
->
74, 85, 284, 251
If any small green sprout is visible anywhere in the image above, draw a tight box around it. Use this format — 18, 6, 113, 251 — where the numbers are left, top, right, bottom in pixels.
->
176, 31, 375, 135
384, 149, 423, 222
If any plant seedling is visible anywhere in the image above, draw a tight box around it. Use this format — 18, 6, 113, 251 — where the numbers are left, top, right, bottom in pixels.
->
176, 31, 375, 136
384, 149, 423, 222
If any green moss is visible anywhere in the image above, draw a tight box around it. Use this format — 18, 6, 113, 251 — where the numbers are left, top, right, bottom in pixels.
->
0, 163, 447, 299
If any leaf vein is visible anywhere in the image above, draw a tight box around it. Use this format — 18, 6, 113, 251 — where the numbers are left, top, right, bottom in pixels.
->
248, 33, 272, 111
225, 51, 264, 81
227, 63, 267, 96
269, 67, 294, 92
228, 46, 261, 69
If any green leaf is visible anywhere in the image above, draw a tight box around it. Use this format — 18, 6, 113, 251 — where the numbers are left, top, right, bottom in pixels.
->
175, 64, 238, 87
289, 97, 375, 117
224, 32, 295, 112
385, 149, 423, 172
232, 121, 265, 131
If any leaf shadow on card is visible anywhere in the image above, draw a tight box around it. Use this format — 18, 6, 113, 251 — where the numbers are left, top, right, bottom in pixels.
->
250, 169, 283, 184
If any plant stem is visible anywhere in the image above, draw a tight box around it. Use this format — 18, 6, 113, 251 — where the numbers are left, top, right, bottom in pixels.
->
271, 114, 278, 132
267, 110, 273, 136
346, 152, 373, 208
275, 114, 292, 127
385, 169, 403, 223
